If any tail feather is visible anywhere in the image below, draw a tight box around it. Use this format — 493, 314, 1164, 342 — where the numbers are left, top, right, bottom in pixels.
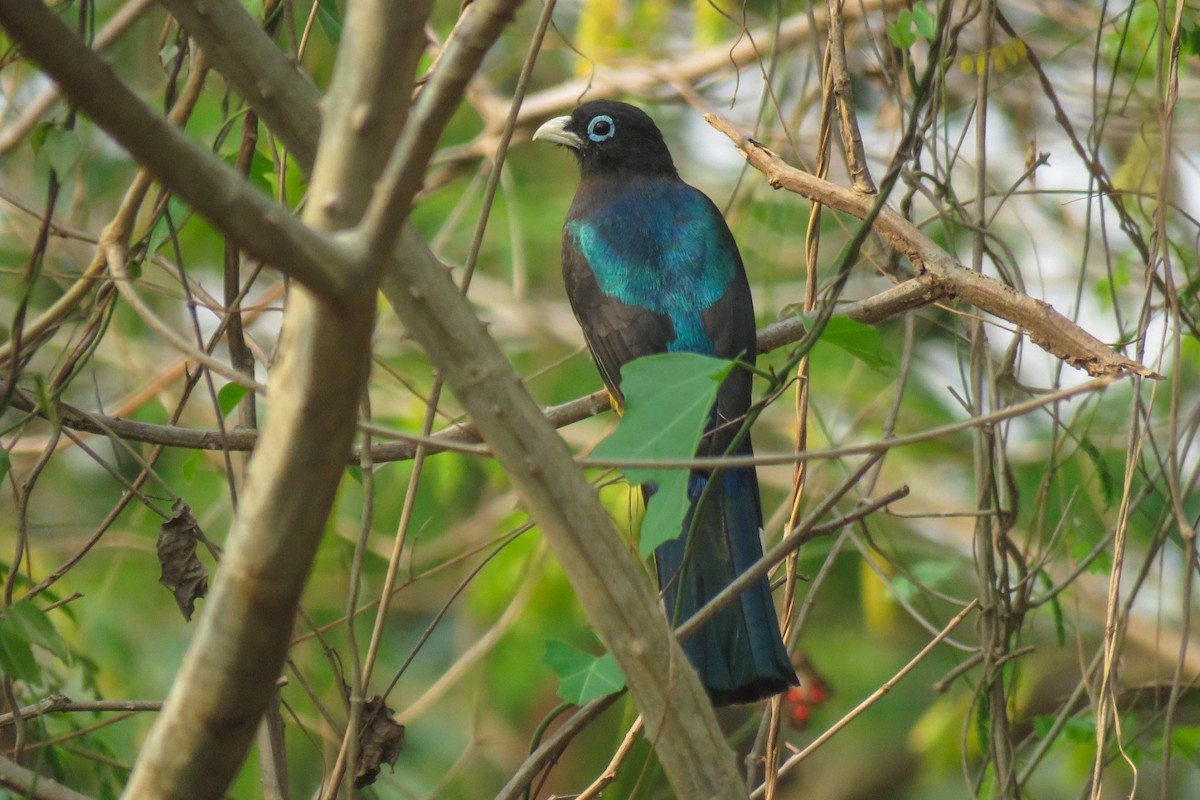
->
651, 439, 797, 706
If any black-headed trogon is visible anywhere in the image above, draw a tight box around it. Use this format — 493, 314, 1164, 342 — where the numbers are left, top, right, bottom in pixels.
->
534, 100, 798, 705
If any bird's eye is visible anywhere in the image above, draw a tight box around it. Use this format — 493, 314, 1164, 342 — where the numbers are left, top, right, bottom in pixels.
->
587, 115, 615, 143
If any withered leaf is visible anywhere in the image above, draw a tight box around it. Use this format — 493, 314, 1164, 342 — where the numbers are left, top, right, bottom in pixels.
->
354, 696, 405, 788
156, 498, 209, 621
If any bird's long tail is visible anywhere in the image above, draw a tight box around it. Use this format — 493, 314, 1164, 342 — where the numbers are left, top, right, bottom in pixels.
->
651, 439, 797, 706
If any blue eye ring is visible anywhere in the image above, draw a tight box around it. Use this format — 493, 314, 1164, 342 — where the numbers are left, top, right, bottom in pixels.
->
587, 115, 616, 142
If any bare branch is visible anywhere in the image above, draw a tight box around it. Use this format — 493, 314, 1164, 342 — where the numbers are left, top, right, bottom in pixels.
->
0, 755, 93, 800
375, 219, 748, 796
358, 0, 520, 257
0, 277, 936, 459
0, 0, 158, 155
121, 0, 433, 796
750, 600, 981, 796
0, 0, 353, 302
825, 0, 876, 194
453, 0, 900, 158
706, 113, 1159, 379
158, 0, 323, 168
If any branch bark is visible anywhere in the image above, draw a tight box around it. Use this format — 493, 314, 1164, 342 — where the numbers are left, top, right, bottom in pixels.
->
0, 0, 158, 156
158, 0, 323, 168
1, 278, 930, 461
377, 224, 746, 798
0, 755, 93, 800
118, 0, 433, 796
0, 0, 351, 302
705, 113, 1159, 379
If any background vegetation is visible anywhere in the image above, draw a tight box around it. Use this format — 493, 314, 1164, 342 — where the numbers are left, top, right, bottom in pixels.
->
1, 0, 1198, 798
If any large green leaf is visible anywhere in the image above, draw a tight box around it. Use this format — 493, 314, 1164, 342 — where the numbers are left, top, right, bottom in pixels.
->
541, 640, 625, 704
591, 353, 735, 557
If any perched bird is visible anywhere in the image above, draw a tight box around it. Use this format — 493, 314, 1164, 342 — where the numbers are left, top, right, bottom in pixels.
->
534, 100, 798, 705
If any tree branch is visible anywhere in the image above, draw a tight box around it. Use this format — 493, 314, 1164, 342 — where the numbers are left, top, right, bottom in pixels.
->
119, 0, 433, 797
377, 223, 746, 798
0, 754, 93, 800
0, 0, 352, 303
158, 0, 323, 168
357, 0, 518, 258
0, 0, 158, 156
447, 0, 900, 164
0, 274, 940, 459
705, 113, 1159, 379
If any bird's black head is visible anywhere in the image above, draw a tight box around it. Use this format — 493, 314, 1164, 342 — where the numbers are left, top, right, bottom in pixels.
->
532, 100, 678, 179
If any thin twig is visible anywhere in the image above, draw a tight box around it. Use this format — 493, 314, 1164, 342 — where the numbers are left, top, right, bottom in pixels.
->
750, 600, 980, 797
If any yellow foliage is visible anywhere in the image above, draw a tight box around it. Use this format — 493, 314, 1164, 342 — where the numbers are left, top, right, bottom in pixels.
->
573, 0, 675, 74
694, 0, 727, 48
575, 0, 624, 75
960, 38, 1028, 76
860, 557, 897, 635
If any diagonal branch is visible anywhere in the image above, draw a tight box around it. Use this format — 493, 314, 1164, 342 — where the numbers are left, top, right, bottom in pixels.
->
169, 9, 748, 792
356, 0, 517, 258
158, 0, 322, 168
0, 275, 941, 460
706, 113, 1158, 380
120, 0, 433, 796
0, 0, 352, 303
0, 0, 158, 155
377, 223, 746, 797
0, 754, 92, 800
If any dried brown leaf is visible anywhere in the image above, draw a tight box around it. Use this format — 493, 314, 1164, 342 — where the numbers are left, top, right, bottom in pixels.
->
157, 498, 209, 621
354, 696, 406, 788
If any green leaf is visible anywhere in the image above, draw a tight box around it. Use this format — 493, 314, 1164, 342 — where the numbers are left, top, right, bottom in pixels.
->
637, 469, 691, 556
181, 448, 202, 483
1037, 570, 1066, 645
913, 5, 937, 39
316, 0, 343, 44
592, 353, 734, 485
222, 146, 276, 195
1031, 714, 1054, 739
1062, 714, 1096, 744
0, 447, 10, 485
817, 316, 896, 372
541, 640, 625, 704
0, 610, 40, 685
7, 600, 69, 663
248, 148, 276, 195
886, 10, 916, 48
1169, 725, 1200, 760
158, 42, 179, 67
217, 382, 252, 418
591, 353, 735, 557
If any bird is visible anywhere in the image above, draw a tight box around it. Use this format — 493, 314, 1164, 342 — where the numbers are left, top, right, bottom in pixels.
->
533, 100, 798, 705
